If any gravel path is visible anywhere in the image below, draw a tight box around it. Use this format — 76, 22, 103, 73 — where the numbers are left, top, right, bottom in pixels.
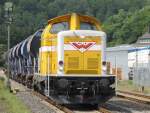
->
0, 69, 64, 113
16, 89, 65, 113
10, 80, 64, 113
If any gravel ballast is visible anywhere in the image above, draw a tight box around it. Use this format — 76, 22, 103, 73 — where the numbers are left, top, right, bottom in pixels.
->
16, 90, 64, 113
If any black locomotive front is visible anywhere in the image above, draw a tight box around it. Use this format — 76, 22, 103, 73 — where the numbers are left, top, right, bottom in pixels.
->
45, 76, 116, 104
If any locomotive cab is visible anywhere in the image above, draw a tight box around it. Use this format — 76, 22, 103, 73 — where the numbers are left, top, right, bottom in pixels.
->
39, 13, 116, 105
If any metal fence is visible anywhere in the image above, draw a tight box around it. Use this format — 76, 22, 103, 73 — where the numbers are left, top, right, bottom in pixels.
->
133, 62, 150, 87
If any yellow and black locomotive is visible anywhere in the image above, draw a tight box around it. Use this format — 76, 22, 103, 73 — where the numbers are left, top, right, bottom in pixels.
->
8, 13, 116, 106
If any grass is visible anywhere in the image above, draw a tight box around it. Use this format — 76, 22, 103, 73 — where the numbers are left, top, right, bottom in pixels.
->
0, 79, 31, 113
117, 80, 150, 94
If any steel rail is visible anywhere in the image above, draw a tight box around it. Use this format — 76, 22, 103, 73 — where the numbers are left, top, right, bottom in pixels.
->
32, 91, 73, 113
98, 107, 112, 113
116, 90, 150, 104
33, 91, 112, 113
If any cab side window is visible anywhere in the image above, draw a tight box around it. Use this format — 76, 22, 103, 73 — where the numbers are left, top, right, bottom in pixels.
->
50, 22, 69, 34
80, 22, 97, 30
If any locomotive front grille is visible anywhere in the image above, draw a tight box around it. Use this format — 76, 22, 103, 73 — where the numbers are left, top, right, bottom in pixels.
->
87, 58, 98, 69
64, 36, 102, 75
68, 57, 79, 69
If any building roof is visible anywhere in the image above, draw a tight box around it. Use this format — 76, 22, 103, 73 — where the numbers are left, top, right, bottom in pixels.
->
139, 32, 150, 39
106, 44, 134, 52
136, 32, 150, 46
107, 32, 150, 52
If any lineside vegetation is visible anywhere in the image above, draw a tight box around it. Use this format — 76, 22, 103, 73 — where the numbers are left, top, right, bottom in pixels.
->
0, 78, 31, 113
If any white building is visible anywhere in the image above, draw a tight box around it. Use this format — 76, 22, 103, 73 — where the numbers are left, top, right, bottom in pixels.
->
106, 44, 134, 80
128, 32, 150, 67
106, 32, 150, 80
128, 47, 150, 68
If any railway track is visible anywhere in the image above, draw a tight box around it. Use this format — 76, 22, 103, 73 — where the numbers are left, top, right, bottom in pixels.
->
12, 81, 111, 113
1, 69, 111, 113
104, 96, 150, 113
6, 79, 150, 113
9, 78, 150, 113
15, 84, 150, 113
32, 91, 73, 113
98, 107, 111, 113
33, 91, 111, 113
6, 78, 150, 113
116, 90, 150, 104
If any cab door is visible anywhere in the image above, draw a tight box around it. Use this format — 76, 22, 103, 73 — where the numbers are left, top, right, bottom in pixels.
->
49, 33, 57, 74
39, 39, 52, 76
50, 21, 70, 74
40, 25, 52, 76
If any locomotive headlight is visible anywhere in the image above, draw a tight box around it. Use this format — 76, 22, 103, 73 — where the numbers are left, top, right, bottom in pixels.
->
102, 61, 107, 73
59, 60, 64, 66
59, 60, 64, 71
59, 66, 63, 71
102, 66, 107, 71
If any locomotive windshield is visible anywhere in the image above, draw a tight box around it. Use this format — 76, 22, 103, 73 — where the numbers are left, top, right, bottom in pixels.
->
80, 22, 97, 30
50, 22, 69, 34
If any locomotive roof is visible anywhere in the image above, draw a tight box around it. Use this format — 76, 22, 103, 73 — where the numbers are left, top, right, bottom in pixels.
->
48, 13, 100, 26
